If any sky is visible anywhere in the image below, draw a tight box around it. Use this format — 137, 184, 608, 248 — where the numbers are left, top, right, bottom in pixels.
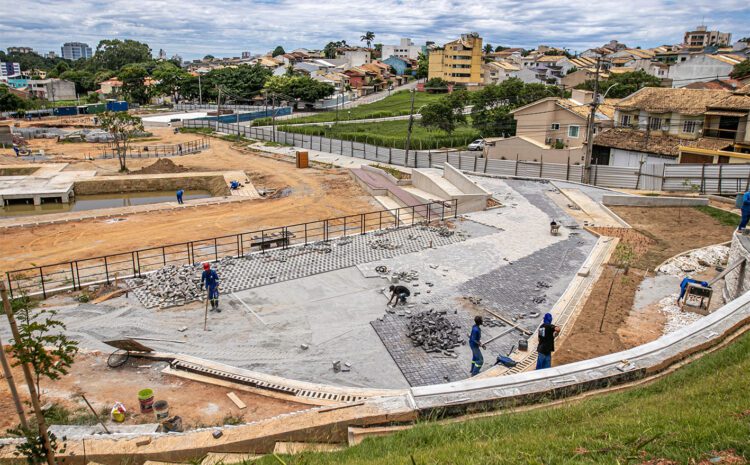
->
1, 0, 749, 60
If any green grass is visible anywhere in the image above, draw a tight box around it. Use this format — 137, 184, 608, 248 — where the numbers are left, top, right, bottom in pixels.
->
252, 91, 444, 126
249, 331, 750, 465
279, 119, 480, 150
179, 127, 213, 135
695, 205, 741, 227
371, 164, 410, 179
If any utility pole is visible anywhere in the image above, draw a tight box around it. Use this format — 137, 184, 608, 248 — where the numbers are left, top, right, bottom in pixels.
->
335, 94, 340, 125
198, 73, 202, 105
1, 281, 55, 465
0, 287, 27, 431
271, 94, 277, 142
404, 89, 416, 167
583, 55, 601, 184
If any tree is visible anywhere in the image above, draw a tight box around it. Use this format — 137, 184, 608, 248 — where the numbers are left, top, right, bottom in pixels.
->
575, 69, 661, 98
483, 44, 493, 55
469, 78, 563, 137
416, 52, 429, 79
0, 86, 27, 112
360, 31, 375, 49
152, 62, 190, 103
425, 77, 450, 93
119, 64, 150, 104
203, 64, 271, 101
420, 91, 468, 134
92, 39, 152, 72
731, 59, 750, 78
203, 54, 215, 61
324, 41, 347, 59
264, 75, 334, 106
5, 293, 78, 465
495, 45, 509, 52
59, 69, 96, 94
99, 112, 145, 172
272, 46, 285, 57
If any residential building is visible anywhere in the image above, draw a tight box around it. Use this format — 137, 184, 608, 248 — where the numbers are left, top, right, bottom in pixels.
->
0, 62, 21, 78
25, 79, 77, 100
684, 25, 732, 49
428, 33, 483, 85
337, 48, 371, 68
7, 46, 33, 54
61, 42, 92, 60
158, 49, 167, 60
46, 51, 57, 59
560, 67, 609, 89
241, 51, 252, 59
668, 53, 746, 88
382, 38, 421, 60
382, 56, 413, 75
482, 61, 520, 84
484, 89, 616, 164
593, 86, 750, 166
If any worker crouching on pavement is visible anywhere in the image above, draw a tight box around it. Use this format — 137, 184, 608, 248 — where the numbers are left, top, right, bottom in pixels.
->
387, 285, 410, 307
201, 262, 221, 312
536, 313, 560, 370
469, 316, 486, 376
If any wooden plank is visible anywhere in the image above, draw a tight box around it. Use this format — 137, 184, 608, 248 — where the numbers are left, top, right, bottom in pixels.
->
227, 392, 247, 410
91, 288, 127, 304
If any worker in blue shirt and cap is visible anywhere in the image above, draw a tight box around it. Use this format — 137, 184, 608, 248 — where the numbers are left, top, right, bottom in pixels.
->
469, 316, 486, 376
201, 262, 221, 312
739, 190, 750, 230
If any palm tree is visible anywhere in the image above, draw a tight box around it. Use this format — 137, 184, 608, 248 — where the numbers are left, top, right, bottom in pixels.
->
360, 31, 375, 49
483, 44, 493, 55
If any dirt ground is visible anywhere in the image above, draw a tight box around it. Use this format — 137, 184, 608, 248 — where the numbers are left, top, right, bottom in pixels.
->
0, 350, 306, 433
555, 207, 736, 365
0, 130, 377, 271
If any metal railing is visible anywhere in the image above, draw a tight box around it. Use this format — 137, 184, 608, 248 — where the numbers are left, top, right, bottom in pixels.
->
5, 200, 458, 299
99, 138, 210, 159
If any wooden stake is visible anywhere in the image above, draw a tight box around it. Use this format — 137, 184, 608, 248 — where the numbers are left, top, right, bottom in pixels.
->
204, 290, 209, 331
0, 326, 28, 429
81, 394, 110, 434
1, 281, 56, 465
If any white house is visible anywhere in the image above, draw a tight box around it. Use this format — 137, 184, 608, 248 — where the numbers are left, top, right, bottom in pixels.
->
668, 54, 745, 88
381, 38, 421, 60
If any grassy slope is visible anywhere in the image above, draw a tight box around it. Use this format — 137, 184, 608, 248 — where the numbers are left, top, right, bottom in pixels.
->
278, 119, 480, 149
255, 91, 445, 125
694, 205, 741, 228
252, 331, 750, 465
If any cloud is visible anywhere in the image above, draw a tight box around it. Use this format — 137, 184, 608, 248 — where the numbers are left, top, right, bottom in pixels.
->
1, 0, 748, 59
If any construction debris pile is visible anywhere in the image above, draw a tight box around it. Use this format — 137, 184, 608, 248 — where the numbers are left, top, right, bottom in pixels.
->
131, 257, 235, 308
406, 309, 465, 355
657, 245, 729, 276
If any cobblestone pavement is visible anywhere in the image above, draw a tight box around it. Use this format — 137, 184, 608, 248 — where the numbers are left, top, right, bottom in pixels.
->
367, 177, 596, 386
130, 223, 479, 309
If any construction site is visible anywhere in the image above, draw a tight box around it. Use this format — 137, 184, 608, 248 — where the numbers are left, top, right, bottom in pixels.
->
1, 113, 749, 465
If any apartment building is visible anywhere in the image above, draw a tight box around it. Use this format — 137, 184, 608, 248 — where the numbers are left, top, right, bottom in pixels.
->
428, 33, 483, 85
7, 46, 33, 54
382, 38, 421, 60
61, 42, 92, 60
0, 62, 21, 78
684, 25, 732, 49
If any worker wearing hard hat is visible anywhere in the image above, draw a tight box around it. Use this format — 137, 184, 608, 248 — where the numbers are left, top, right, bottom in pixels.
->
201, 262, 221, 312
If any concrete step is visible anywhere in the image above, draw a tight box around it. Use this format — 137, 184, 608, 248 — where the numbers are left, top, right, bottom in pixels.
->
401, 186, 447, 204
273, 442, 345, 455
201, 452, 263, 465
416, 168, 464, 197
347, 424, 414, 445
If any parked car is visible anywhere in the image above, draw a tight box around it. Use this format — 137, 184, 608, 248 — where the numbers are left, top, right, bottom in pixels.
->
467, 139, 485, 151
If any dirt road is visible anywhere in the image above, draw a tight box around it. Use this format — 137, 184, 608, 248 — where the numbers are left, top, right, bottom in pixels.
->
0, 133, 377, 271
555, 207, 735, 365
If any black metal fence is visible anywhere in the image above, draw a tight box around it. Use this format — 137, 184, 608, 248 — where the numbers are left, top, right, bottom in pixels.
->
5, 200, 458, 299
100, 138, 210, 159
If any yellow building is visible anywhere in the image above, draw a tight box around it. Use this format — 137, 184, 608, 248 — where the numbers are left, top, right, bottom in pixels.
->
428, 33, 483, 85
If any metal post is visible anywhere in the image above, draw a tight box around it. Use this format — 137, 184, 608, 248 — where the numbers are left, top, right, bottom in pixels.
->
515, 154, 519, 176
214, 238, 219, 261
304, 224, 308, 245
360, 214, 365, 234
343, 217, 347, 237
70, 262, 77, 291
162, 247, 166, 266
39, 267, 46, 299
411, 205, 415, 226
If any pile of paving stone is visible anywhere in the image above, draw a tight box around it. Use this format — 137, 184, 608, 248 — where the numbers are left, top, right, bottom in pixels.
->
131, 257, 235, 308
406, 309, 465, 355
369, 238, 402, 250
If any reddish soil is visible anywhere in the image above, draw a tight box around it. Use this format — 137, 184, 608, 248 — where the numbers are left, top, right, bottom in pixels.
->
556, 207, 736, 365
0, 351, 306, 433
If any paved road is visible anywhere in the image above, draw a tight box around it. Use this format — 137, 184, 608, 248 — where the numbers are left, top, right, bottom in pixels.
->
343, 79, 420, 108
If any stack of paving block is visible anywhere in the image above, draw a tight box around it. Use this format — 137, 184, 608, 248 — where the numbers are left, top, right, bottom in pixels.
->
406, 309, 465, 356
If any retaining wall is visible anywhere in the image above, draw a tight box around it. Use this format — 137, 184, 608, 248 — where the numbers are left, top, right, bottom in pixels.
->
724, 234, 750, 302
601, 195, 709, 207
74, 174, 231, 197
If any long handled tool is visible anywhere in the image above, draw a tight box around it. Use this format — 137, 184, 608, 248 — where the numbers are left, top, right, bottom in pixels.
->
483, 308, 533, 336
203, 289, 209, 331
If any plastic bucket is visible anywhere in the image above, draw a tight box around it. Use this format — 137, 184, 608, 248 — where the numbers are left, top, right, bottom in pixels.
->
154, 400, 169, 420
138, 389, 154, 413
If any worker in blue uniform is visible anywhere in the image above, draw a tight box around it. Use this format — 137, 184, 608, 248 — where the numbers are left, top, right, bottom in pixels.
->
677, 277, 709, 305
201, 262, 221, 312
739, 191, 750, 230
469, 316, 486, 376
176, 188, 184, 204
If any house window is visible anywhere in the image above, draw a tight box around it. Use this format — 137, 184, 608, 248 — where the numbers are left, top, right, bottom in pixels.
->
568, 125, 580, 138
683, 120, 698, 133
620, 114, 631, 127
648, 117, 662, 130
551, 123, 560, 130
